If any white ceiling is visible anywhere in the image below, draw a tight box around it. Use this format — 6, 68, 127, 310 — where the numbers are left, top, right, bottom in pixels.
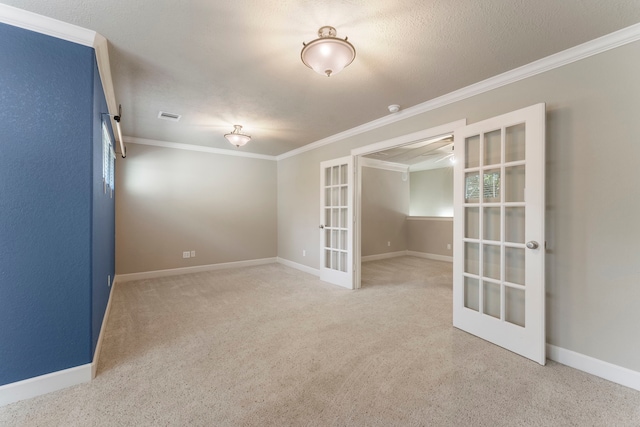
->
4, 0, 640, 156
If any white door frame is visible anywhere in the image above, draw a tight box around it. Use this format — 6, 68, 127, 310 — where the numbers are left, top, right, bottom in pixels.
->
350, 120, 467, 289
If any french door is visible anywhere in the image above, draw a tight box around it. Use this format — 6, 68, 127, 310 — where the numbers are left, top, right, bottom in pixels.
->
319, 156, 353, 289
453, 103, 546, 364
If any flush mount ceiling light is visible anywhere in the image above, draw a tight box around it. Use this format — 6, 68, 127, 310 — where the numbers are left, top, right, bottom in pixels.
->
224, 125, 251, 148
301, 26, 356, 77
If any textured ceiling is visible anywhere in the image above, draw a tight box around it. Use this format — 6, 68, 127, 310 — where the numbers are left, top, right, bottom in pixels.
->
4, 1, 640, 156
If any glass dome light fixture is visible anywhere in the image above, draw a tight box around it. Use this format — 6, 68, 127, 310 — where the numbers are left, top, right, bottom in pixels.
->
301, 26, 356, 77
224, 125, 251, 147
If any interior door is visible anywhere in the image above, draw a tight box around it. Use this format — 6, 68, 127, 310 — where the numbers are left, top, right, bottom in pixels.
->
320, 156, 353, 289
453, 103, 546, 365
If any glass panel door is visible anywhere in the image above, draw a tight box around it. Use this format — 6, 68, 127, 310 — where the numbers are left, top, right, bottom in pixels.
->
453, 104, 546, 365
320, 156, 353, 289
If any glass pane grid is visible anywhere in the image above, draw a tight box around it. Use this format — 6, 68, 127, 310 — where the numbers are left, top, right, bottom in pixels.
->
505, 286, 525, 327
506, 123, 526, 163
462, 123, 528, 325
465, 135, 480, 169
477, 129, 500, 321
322, 162, 350, 274
483, 129, 502, 167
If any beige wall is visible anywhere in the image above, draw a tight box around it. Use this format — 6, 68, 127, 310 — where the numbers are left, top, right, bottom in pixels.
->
116, 144, 277, 274
276, 40, 640, 372
406, 218, 453, 257
410, 168, 453, 217
361, 167, 409, 256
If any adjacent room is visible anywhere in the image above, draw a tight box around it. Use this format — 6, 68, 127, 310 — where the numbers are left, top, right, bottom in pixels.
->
2, 1, 640, 425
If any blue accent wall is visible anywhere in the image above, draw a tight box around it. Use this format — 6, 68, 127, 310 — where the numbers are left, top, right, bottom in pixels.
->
92, 59, 116, 355
0, 22, 115, 386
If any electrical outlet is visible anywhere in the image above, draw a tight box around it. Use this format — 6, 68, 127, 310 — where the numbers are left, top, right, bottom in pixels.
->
447, 244, 452, 250
387, 241, 391, 247
302, 250, 306, 257
182, 251, 190, 259
190, 250, 196, 257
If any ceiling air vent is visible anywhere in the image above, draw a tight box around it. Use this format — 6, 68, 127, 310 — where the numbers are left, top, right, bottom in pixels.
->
158, 111, 181, 122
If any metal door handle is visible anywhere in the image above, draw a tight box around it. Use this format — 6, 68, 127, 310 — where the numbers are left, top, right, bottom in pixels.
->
319, 225, 324, 229
526, 241, 539, 250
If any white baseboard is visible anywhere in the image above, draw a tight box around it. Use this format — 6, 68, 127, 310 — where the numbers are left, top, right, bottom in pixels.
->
277, 257, 320, 277
361, 251, 408, 263
406, 250, 453, 263
547, 344, 640, 392
0, 363, 92, 407
116, 257, 278, 282
91, 276, 116, 379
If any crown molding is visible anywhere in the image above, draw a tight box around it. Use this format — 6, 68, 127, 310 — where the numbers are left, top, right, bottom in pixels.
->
278, 22, 640, 161
125, 137, 277, 161
0, 4, 97, 47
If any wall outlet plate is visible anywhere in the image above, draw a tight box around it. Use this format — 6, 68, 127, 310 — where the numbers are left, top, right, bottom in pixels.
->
182, 251, 190, 258
190, 250, 196, 257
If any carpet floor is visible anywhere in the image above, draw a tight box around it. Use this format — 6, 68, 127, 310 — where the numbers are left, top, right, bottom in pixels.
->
1, 256, 639, 426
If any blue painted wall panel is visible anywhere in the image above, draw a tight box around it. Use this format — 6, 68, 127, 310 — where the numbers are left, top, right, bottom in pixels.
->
0, 23, 97, 386
91, 58, 116, 356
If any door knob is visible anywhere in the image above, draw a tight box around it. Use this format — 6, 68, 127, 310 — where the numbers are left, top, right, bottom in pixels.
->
526, 241, 539, 250
319, 225, 324, 229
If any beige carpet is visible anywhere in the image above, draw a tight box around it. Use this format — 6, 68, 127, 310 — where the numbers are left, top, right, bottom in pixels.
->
2, 257, 639, 426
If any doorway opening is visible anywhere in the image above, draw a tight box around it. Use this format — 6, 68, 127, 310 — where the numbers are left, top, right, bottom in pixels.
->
351, 120, 466, 289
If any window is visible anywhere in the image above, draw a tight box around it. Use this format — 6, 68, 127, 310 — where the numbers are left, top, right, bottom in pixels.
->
102, 121, 115, 196
465, 172, 501, 201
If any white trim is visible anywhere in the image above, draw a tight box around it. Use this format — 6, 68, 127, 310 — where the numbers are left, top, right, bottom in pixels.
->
91, 276, 116, 379
359, 157, 409, 173
406, 216, 453, 222
547, 345, 640, 392
93, 33, 121, 152
352, 121, 466, 157
0, 363, 92, 407
0, 4, 97, 47
116, 258, 277, 282
125, 137, 277, 161
409, 163, 453, 173
406, 250, 453, 263
361, 251, 408, 263
278, 23, 640, 161
277, 257, 320, 277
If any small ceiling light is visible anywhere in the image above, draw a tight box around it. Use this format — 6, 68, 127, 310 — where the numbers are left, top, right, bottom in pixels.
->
388, 104, 401, 113
301, 26, 356, 77
224, 125, 251, 148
